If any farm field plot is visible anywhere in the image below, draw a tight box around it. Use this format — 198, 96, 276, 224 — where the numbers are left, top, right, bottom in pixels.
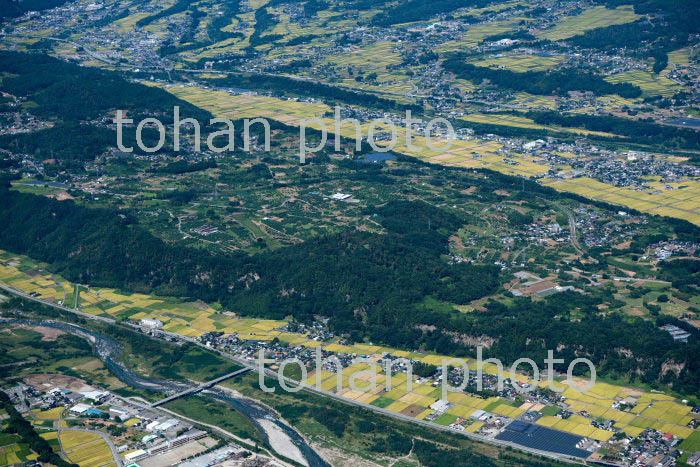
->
665, 48, 692, 73
542, 178, 700, 225
165, 86, 330, 125
470, 54, 565, 72
459, 113, 619, 137
59, 431, 102, 450
605, 69, 682, 97
338, 76, 414, 100
536, 415, 614, 441
535, 6, 640, 41
323, 41, 403, 73
457, 0, 527, 17
0, 441, 37, 464
110, 12, 152, 34
60, 431, 115, 467
32, 407, 65, 420
567, 94, 643, 114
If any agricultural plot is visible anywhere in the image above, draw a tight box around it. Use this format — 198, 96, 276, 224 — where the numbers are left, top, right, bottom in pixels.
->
535, 6, 640, 41
508, 93, 559, 109
323, 41, 403, 73
537, 415, 614, 441
32, 407, 65, 420
60, 431, 115, 467
542, 178, 700, 226
605, 69, 682, 97
567, 94, 643, 114
60, 431, 102, 450
470, 54, 565, 72
165, 86, 330, 125
338, 76, 414, 100
680, 431, 700, 451
0, 441, 37, 464
459, 113, 618, 137
163, 84, 700, 225
111, 12, 152, 34
457, 0, 527, 17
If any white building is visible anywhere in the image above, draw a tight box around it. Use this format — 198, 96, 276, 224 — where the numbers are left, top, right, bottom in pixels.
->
430, 400, 451, 413
80, 390, 109, 403
69, 403, 91, 415
145, 420, 160, 432
109, 406, 131, 419
154, 418, 179, 432
140, 318, 164, 329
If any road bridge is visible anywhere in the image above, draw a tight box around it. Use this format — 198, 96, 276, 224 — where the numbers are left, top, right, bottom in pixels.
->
150, 367, 251, 407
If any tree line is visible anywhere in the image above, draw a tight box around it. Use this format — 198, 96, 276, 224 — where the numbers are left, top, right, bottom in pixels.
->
442, 57, 642, 97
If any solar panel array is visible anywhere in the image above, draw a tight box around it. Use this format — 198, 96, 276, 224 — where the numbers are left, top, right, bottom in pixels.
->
496, 420, 592, 458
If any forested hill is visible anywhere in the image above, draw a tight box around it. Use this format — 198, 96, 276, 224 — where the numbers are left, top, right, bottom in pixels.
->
0, 52, 210, 122
0, 52, 212, 164
0, 0, 70, 20
1, 186, 700, 395
442, 58, 642, 98
0, 187, 500, 349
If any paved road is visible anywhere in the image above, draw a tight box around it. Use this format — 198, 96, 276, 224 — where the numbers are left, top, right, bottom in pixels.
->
550, 200, 585, 255
0, 282, 116, 325
1, 283, 585, 465
612, 277, 671, 284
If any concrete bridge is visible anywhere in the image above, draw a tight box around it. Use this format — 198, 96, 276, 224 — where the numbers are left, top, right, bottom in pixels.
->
151, 367, 251, 408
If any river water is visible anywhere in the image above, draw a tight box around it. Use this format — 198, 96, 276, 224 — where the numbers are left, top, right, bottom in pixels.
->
2, 318, 329, 467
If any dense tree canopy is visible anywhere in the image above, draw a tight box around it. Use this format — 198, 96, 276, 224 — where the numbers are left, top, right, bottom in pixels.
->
442, 57, 642, 97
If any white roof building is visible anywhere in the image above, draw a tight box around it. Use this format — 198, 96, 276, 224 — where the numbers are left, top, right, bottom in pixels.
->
109, 406, 131, 418
154, 418, 179, 432
69, 403, 91, 414
124, 449, 147, 461
80, 390, 109, 402
140, 318, 164, 329
146, 420, 160, 432
430, 400, 451, 413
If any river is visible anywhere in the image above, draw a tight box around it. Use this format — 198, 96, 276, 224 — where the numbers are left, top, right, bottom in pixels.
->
1, 318, 329, 467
